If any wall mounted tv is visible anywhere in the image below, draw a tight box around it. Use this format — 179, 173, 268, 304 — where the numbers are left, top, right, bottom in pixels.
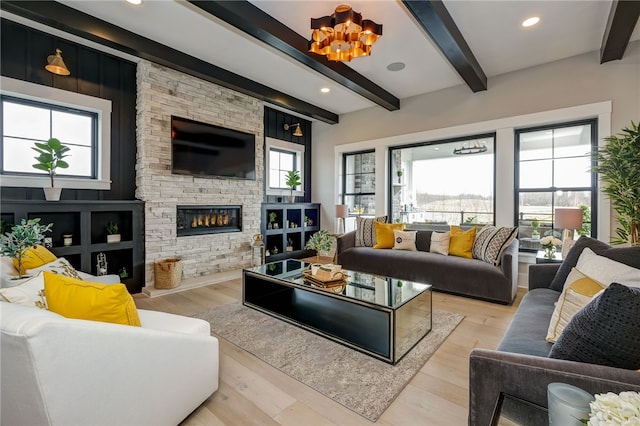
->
171, 116, 256, 180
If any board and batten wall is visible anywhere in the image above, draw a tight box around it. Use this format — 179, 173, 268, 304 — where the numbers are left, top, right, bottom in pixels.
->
312, 41, 640, 286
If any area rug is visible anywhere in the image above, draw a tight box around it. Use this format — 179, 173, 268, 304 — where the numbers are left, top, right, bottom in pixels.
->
195, 303, 463, 421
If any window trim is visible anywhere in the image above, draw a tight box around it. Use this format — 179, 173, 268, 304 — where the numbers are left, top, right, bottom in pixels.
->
0, 76, 111, 190
265, 137, 304, 197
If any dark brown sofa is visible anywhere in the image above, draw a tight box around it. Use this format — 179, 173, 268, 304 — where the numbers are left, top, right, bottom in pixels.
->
336, 229, 519, 304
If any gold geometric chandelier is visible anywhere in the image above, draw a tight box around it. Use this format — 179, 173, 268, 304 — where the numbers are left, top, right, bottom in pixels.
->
308, 4, 383, 62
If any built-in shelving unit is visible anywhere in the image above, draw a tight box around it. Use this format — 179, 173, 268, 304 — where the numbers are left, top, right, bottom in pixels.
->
261, 202, 320, 262
1, 201, 144, 293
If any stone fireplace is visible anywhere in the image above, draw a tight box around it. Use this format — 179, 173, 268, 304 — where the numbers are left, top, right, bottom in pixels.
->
136, 60, 263, 289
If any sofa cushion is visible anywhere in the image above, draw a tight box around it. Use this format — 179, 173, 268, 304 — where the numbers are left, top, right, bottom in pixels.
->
546, 268, 605, 343
0, 272, 47, 309
44, 272, 141, 326
549, 236, 611, 291
472, 226, 518, 267
575, 248, 640, 288
429, 231, 450, 255
449, 226, 477, 259
12, 245, 57, 275
549, 283, 640, 370
355, 216, 387, 247
26, 257, 83, 281
393, 229, 417, 251
372, 222, 404, 249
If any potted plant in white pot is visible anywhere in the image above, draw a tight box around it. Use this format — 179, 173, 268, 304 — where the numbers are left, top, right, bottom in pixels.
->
32, 138, 70, 201
285, 170, 301, 203
305, 229, 334, 262
106, 221, 121, 243
0, 218, 53, 280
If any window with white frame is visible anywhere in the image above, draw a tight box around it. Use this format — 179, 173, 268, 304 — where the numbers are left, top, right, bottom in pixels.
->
265, 137, 304, 196
0, 76, 111, 190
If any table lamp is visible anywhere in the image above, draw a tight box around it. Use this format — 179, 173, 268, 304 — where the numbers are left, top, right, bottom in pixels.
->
336, 204, 348, 234
555, 208, 583, 258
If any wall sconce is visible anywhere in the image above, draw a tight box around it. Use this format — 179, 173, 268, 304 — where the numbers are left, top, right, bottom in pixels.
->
45, 49, 70, 76
284, 123, 303, 137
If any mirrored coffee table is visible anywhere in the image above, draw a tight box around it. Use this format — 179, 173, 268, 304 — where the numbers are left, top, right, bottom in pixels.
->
243, 259, 432, 364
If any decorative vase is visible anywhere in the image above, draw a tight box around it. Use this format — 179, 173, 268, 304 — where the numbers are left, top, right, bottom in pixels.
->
544, 246, 556, 259
43, 187, 61, 201
107, 234, 121, 243
288, 195, 295, 203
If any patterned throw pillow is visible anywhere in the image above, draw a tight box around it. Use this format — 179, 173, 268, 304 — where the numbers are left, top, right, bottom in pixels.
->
355, 216, 387, 247
472, 226, 518, 267
549, 283, 640, 370
26, 257, 83, 280
393, 230, 417, 251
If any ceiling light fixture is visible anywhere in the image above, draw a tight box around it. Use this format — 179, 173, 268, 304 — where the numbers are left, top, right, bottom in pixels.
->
45, 49, 70, 76
309, 4, 382, 62
522, 16, 540, 27
320, 87, 330, 93
284, 123, 303, 137
387, 62, 405, 72
453, 141, 487, 155
126, 0, 143, 5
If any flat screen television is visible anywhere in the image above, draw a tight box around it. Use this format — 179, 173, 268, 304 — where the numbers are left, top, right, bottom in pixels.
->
171, 116, 256, 180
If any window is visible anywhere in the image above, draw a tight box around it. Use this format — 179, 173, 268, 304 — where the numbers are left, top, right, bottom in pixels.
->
2, 96, 97, 178
388, 134, 495, 225
342, 150, 375, 215
0, 76, 111, 190
515, 120, 597, 251
269, 149, 296, 189
265, 137, 304, 196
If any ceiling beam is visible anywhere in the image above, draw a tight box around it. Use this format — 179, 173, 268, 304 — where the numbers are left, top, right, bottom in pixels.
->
187, 1, 400, 112
600, 0, 640, 63
401, 0, 487, 92
0, 0, 339, 124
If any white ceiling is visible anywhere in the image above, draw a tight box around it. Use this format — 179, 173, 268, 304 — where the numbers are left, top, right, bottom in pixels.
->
57, 0, 640, 118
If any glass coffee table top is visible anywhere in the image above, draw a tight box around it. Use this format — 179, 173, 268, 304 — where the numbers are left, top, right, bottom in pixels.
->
247, 259, 431, 309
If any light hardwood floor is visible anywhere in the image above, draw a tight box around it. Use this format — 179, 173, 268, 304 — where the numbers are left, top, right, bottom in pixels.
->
135, 276, 525, 426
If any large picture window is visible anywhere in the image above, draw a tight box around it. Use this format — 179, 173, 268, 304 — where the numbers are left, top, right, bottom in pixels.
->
2, 96, 97, 179
388, 134, 495, 225
342, 150, 375, 216
515, 119, 597, 251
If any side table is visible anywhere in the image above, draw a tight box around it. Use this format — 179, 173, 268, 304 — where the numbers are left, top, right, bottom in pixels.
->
535, 250, 563, 264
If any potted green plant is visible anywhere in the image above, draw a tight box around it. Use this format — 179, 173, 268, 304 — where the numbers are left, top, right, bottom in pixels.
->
305, 229, 334, 262
531, 218, 540, 240
32, 138, 71, 201
285, 170, 302, 203
396, 169, 403, 183
0, 218, 53, 279
286, 238, 293, 252
268, 211, 278, 229
593, 121, 640, 246
106, 221, 121, 243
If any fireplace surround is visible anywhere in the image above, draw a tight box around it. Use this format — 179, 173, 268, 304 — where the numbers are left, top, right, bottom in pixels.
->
177, 205, 242, 237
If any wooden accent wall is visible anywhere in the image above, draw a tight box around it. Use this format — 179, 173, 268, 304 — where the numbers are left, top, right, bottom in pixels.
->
0, 18, 137, 201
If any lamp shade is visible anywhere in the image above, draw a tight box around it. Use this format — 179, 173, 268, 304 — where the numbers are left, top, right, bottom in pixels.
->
335, 204, 348, 218
555, 208, 583, 229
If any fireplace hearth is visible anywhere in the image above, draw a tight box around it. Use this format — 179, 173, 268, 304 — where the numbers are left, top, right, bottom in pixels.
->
177, 205, 242, 236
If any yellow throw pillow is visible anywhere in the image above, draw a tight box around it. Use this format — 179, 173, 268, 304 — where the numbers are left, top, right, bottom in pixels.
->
373, 222, 404, 249
546, 268, 605, 343
13, 245, 57, 275
449, 226, 477, 258
44, 272, 140, 326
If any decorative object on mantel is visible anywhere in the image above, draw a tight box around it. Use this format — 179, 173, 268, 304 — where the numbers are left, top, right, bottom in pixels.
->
154, 258, 182, 289
32, 138, 70, 201
45, 48, 70, 76
283, 122, 303, 137
251, 234, 265, 267
284, 170, 302, 203
305, 229, 334, 262
0, 218, 53, 280
592, 120, 640, 246
453, 140, 487, 155
106, 221, 121, 243
540, 236, 562, 259
309, 4, 383, 62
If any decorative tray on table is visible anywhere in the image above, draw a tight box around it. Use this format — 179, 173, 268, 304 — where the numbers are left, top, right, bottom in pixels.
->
302, 269, 348, 287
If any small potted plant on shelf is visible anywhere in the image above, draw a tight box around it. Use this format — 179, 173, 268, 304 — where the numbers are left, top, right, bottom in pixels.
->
397, 169, 403, 183
531, 218, 540, 240
32, 138, 71, 201
268, 212, 278, 229
286, 238, 294, 252
106, 221, 121, 243
0, 218, 53, 280
285, 170, 302, 203
305, 229, 334, 262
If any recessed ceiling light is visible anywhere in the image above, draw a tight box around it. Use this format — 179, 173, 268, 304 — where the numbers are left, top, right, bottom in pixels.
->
320, 87, 330, 93
434, 147, 440, 150
387, 62, 406, 72
126, 0, 142, 5
522, 16, 540, 27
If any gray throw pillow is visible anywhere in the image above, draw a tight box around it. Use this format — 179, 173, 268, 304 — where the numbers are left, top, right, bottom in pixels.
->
548, 236, 610, 291
549, 283, 640, 370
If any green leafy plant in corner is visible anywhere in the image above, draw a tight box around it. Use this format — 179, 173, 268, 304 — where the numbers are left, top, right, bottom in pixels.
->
32, 138, 70, 188
285, 170, 302, 200
593, 121, 640, 245
0, 218, 53, 279
305, 229, 333, 260
106, 221, 119, 235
